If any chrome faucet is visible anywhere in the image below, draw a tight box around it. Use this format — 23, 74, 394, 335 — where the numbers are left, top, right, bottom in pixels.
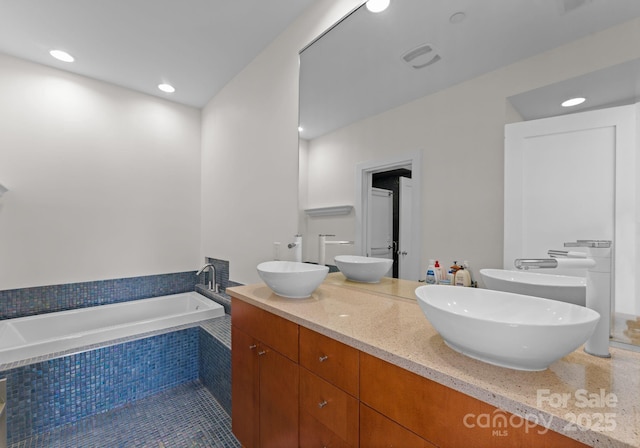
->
196, 263, 219, 293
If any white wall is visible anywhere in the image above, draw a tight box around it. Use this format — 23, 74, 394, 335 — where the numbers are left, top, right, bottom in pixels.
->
302, 17, 640, 283
0, 53, 202, 290
200, 0, 361, 284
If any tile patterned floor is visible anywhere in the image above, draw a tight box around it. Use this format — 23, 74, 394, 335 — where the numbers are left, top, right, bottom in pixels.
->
8, 381, 240, 448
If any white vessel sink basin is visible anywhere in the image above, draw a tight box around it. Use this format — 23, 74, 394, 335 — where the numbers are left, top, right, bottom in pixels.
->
415, 285, 599, 371
480, 268, 586, 306
334, 255, 393, 283
257, 261, 328, 299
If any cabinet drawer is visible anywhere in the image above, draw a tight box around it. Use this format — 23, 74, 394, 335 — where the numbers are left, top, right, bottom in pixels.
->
360, 403, 435, 448
300, 411, 353, 448
299, 326, 359, 397
360, 352, 589, 448
232, 298, 298, 362
300, 368, 358, 447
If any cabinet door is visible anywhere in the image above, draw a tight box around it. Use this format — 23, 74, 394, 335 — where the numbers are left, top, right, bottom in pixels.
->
360, 403, 435, 448
360, 352, 589, 448
232, 325, 260, 448
299, 368, 358, 447
259, 344, 299, 448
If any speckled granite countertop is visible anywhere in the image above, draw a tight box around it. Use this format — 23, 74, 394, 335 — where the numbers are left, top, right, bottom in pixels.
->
227, 275, 640, 448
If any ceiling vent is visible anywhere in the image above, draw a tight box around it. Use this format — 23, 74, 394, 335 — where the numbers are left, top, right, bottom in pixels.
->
557, 0, 593, 14
402, 43, 441, 69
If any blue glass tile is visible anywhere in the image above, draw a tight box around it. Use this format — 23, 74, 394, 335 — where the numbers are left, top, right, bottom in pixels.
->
0, 271, 197, 320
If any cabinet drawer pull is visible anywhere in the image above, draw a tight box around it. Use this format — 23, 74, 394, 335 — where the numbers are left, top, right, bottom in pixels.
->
318, 355, 329, 362
258, 350, 267, 356
249, 344, 257, 350
318, 400, 328, 408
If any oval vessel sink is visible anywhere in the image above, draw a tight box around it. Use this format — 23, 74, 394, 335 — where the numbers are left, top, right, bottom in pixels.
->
415, 285, 599, 371
480, 268, 586, 306
257, 261, 328, 299
334, 255, 393, 283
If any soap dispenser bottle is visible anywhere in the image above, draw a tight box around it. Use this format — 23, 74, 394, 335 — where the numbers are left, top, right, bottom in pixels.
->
454, 266, 471, 287
449, 261, 461, 285
434, 260, 444, 283
426, 260, 438, 284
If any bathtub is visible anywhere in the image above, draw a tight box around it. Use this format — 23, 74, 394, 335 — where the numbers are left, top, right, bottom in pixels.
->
0, 291, 225, 366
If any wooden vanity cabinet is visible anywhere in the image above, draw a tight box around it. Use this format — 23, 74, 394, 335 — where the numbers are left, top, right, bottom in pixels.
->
232, 299, 299, 448
231, 298, 590, 448
299, 326, 360, 447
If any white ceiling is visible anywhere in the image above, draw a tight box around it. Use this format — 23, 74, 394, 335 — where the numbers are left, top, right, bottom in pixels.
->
0, 0, 315, 108
299, 0, 640, 140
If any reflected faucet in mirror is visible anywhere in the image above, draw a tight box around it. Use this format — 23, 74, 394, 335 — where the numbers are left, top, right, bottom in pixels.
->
318, 234, 354, 266
515, 240, 612, 358
287, 234, 302, 262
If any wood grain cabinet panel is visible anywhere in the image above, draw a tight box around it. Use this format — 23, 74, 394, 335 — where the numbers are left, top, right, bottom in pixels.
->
258, 344, 299, 448
232, 298, 298, 362
360, 403, 436, 448
300, 368, 359, 447
359, 352, 589, 448
300, 410, 353, 448
231, 300, 299, 448
299, 326, 359, 397
231, 326, 260, 448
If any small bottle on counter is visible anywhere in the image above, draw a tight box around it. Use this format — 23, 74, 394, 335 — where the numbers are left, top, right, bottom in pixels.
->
454, 266, 472, 287
426, 260, 438, 284
449, 261, 462, 285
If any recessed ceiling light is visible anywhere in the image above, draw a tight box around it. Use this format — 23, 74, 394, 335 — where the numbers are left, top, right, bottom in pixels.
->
158, 83, 176, 93
366, 0, 390, 13
561, 97, 586, 107
298, 126, 304, 132
49, 50, 74, 62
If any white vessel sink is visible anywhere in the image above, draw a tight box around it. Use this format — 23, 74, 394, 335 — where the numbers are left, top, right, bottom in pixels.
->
334, 255, 393, 283
480, 268, 586, 306
415, 285, 599, 371
257, 261, 328, 299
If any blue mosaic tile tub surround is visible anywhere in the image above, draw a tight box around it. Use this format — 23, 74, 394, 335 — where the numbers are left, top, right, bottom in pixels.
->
2, 327, 199, 445
199, 318, 232, 415
0, 271, 197, 320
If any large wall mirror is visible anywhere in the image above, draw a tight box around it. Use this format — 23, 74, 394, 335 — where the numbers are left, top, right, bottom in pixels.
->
298, 0, 640, 346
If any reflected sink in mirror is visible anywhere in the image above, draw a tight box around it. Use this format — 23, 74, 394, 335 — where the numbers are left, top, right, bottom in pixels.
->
257, 261, 328, 299
415, 285, 599, 371
480, 268, 586, 306
334, 255, 393, 283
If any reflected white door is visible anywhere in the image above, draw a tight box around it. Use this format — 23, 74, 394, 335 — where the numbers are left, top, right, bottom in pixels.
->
504, 105, 636, 314
398, 177, 418, 280
368, 187, 393, 277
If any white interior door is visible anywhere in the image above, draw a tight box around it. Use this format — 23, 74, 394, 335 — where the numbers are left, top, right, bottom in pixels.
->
368, 187, 393, 277
398, 177, 418, 280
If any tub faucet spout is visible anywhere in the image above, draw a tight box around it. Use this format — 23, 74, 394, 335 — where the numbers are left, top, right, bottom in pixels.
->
196, 263, 219, 293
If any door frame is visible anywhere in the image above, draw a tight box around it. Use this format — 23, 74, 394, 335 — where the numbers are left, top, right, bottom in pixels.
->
355, 150, 422, 280
398, 176, 415, 279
